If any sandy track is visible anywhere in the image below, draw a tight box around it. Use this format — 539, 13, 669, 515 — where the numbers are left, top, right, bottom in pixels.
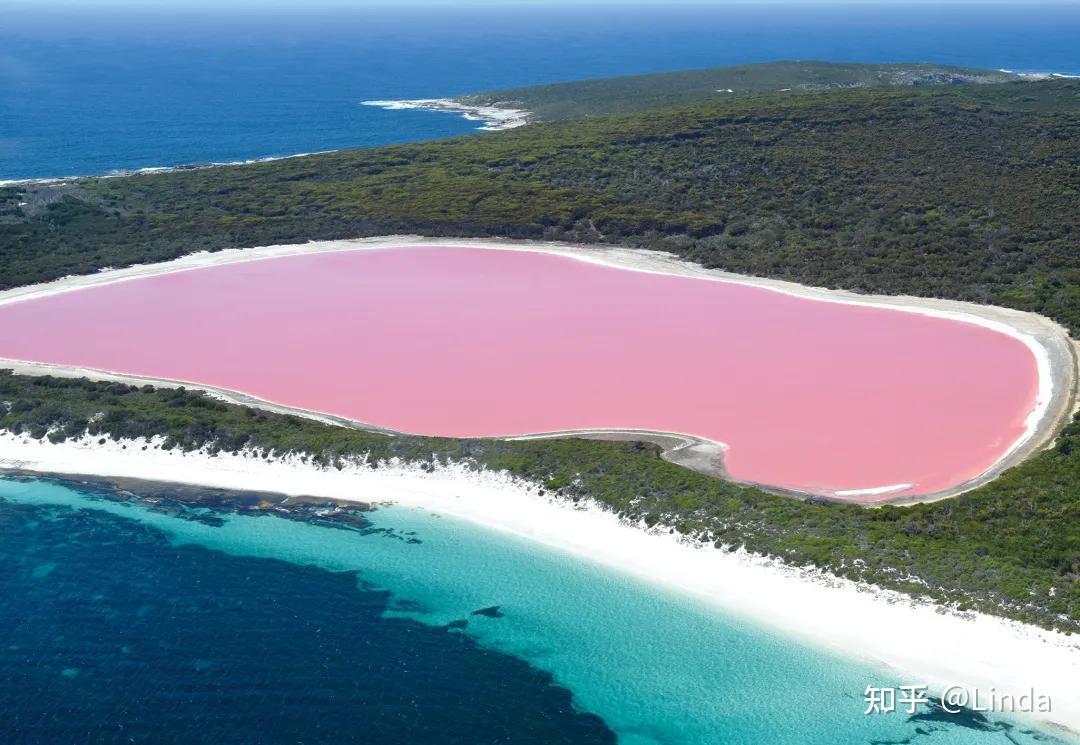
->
0, 235, 1075, 505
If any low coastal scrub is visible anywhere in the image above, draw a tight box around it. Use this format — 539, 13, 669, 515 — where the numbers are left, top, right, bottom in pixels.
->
2, 370, 1077, 633
2, 79, 1079, 332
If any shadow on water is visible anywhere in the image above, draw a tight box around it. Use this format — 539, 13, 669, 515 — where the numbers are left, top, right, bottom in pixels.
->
1, 474, 1071, 745
0, 478, 615, 744
870, 700, 1068, 745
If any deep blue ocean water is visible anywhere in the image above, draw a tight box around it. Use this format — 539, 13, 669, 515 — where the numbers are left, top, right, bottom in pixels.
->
0, 476, 1067, 744
2, 2, 1079, 180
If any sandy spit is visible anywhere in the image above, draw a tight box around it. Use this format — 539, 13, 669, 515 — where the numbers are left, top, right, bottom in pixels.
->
1, 430, 1077, 739
0, 236, 1074, 504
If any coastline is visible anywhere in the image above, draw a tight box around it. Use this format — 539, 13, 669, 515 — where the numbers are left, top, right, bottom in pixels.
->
4, 66, 1078, 187
0, 150, 341, 189
361, 99, 530, 131
0, 98, 525, 187
0, 235, 1074, 505
1, 429, 1077, 738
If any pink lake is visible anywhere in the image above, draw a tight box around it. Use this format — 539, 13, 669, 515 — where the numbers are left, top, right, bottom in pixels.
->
0, 247, 1039, 499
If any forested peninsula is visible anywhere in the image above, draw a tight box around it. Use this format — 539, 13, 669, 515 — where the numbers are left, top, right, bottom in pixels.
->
0, 63, 1077, 632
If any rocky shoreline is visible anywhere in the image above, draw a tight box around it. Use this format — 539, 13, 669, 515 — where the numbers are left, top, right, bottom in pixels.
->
361, 98, 530, 131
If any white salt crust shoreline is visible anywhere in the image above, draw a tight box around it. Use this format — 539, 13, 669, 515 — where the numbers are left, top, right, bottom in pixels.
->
0, 236, 1074, 503
1, 431, 1078, 739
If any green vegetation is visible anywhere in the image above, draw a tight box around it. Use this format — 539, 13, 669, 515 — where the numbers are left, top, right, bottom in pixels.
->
0, 64, 1077, 634
457, 61, 1022, 121
1, 370, 1077, 632
3, 79, 1078, 331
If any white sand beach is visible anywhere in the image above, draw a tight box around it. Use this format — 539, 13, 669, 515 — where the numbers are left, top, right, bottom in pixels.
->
1, 430, 1078, 738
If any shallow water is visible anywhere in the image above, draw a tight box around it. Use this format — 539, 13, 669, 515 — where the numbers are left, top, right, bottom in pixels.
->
0, 247, 1038, 498
0, 476, 1062, 744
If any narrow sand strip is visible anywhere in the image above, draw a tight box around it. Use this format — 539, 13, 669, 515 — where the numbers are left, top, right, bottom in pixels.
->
1, 431, 1077, 739
0, 236, 1074, 505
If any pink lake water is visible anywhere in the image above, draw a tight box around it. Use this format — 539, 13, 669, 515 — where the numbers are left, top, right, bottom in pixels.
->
0, 247, 1039, 499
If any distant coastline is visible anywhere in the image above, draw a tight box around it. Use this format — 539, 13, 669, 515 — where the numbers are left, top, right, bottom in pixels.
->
0, 150, 339, 189
361, 98, 531, 131
3, 65, 1076, 186
1002, 69, 1080, 79
0, 100, 528, 188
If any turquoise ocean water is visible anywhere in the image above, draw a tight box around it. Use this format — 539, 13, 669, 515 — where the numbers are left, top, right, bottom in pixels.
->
0, 476, 1064, 743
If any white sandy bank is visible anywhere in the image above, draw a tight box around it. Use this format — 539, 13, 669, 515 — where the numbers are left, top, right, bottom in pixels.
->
1, 431, 1077, 737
